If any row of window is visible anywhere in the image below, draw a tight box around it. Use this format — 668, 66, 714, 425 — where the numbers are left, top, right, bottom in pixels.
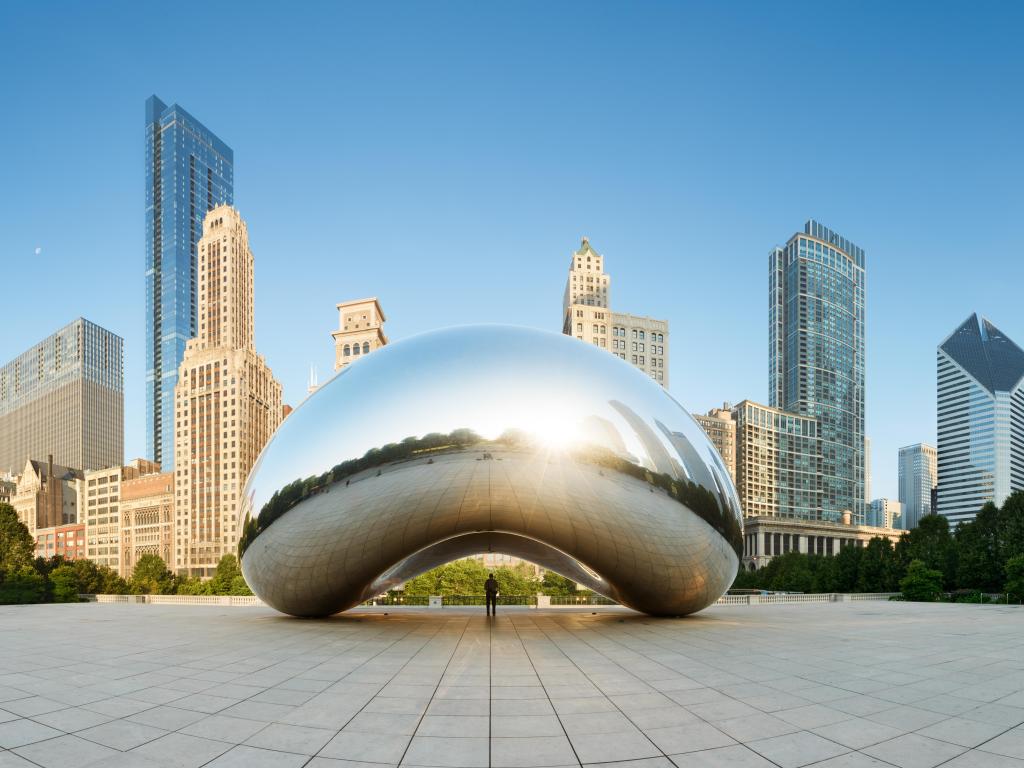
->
342, 342, 372, 357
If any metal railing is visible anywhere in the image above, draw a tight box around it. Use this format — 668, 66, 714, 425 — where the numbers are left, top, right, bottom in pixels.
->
80, 592, 900, 608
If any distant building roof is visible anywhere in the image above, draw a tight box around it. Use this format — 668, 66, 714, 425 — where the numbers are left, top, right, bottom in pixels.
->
574, 237, 601, 258
940, 313, 1024, 394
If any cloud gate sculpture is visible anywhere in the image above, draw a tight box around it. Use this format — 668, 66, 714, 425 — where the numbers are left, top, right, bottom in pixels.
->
239, 325, 742, 617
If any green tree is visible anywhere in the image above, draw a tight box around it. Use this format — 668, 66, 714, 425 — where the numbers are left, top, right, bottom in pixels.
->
403, 560, 539, 597
541, 571, 578, 596
67, 559, 129, 595
0, 566, 47, 604
900, 559, 943, 602
955, 503, 1003, 591
857, 537, 897, 592
0, 503, 35, 575
833, 544, 862, 592
49, 563, 81, 603
492, 563, 540, 596
764, 552, 813, 593
209, 554, 252, 596
896, 513, 957, 588
176, 576, 213, 595
999, 491, 1024, 562
131, 554, 176, 595
1005, 554, 1024, 602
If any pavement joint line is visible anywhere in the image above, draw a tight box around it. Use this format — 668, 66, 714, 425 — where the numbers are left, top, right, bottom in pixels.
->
505, 614, 583, 768
521, 613, 673, 766
392, 616, 473, 768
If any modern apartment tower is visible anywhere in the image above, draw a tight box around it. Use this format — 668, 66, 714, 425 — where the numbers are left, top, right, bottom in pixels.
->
173, 206, 282, 578
898, 443, 937, 530
693, 404, 736, 480
770, 220, 866, 523
0, 319, 123, 474
868, 498, 902, 529
733, 400, 821, 520
562, 237, 670, 386
936, 314, 1024, 525
146, 95, 233, 470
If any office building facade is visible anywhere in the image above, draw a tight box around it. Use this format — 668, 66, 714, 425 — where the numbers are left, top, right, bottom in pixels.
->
121, 471, 174, 577
174, 206, 282, 578
868, 497, 903, 529
770, 220, 866, 523
333, 298, 388, 371
733, 400, 821, 520
562, 237, 669, 386
936, 314, 1024, 525
82, 459, 160, 572
693, 404, 736, 480
146, 95, 233, 470
898, 443, 937, 530
0, 319, 123, 474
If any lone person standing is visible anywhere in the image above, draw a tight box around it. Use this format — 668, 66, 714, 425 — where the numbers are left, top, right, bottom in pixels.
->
485, 573, 499, 616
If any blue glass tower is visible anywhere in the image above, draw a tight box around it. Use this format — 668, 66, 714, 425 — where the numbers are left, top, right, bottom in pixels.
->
145, 96, 233, 469
770, 220, 866, 523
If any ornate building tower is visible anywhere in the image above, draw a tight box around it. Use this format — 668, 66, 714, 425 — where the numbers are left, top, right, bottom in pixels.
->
173, 205, 282, 577
332, 298, 388, 371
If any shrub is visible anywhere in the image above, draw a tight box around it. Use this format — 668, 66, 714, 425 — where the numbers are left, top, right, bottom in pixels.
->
900, 559, 943, 602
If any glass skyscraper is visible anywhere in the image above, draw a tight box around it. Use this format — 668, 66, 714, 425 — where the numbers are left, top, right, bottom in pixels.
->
770, 220, 866, 523
936, 314, 1024, 525
145, 96, 233, 469
898, 442, 937, 529
0, 318, 123, 474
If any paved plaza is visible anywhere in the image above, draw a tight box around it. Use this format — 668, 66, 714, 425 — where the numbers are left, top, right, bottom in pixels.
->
2, 603, 1024, 767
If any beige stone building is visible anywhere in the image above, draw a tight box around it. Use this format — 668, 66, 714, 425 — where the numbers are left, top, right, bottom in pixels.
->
82, 459, 160, 572
741, 515, 903, 571
174, 205, 282, 578
11, 456, 82, 536
693, 404, 736, 480
120, 471, 174, 577
612, 313, 669, 387
561, 238, 669, 386
333, 298, 388, 371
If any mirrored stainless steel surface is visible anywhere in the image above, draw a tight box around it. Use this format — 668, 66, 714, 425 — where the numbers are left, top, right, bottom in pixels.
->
239, 325, 742, 617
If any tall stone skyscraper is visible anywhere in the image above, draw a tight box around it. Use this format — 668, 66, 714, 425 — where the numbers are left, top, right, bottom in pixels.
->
173, 206, 281, 578
898, 442, 937, 530
770, 221, 866, 523
936, 314, 1024, 525
0, 318, 123, 474
146, 95, 233, 470
562, 237, 669, 386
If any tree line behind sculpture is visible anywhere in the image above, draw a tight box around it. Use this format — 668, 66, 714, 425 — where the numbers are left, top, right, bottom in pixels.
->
238, 428, 742, 557
733, 491, 1024, 601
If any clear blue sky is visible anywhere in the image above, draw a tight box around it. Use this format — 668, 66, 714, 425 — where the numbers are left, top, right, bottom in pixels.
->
1, 2, 1022, 500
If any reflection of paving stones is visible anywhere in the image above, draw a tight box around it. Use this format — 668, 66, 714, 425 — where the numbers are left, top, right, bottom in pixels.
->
3, 602, 1024, 767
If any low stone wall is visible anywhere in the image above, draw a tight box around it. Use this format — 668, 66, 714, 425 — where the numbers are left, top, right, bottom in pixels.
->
80, 592, 900, 608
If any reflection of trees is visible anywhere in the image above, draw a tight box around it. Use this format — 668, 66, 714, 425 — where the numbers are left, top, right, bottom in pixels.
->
238, 428, 742, 558
239, 429, 484, 556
